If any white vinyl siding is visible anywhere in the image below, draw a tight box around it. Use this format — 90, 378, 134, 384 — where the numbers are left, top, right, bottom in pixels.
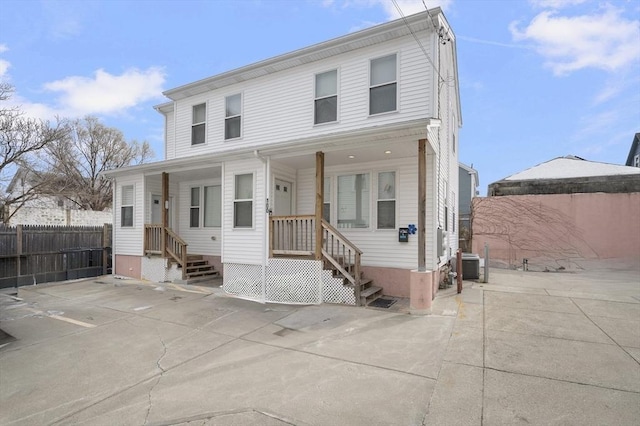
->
296, 157, 419, 269
223, 158, 264, 264
175, 178, 222, 256
169, 31, 433, 157
114, 177, 144, 256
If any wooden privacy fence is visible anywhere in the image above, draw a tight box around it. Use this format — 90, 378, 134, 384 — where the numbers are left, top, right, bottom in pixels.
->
0, 224, 112, 289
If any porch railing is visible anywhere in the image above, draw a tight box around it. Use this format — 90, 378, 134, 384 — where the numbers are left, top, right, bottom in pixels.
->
269, 215, 363, 305
269, 215, 315, 256
144, 224, 189, 279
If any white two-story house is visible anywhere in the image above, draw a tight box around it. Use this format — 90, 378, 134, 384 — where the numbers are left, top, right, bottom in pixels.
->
104, 8, 461, 310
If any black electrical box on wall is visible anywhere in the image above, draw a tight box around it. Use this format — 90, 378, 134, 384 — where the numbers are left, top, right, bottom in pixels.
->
398, 227, 409, 243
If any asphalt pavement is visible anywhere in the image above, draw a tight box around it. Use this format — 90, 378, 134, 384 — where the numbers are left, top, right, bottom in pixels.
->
0, 265, 638, 425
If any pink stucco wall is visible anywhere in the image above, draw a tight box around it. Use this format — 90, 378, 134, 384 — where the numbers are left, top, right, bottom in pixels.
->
472, 193, 640, 270
115, 255, 142, 279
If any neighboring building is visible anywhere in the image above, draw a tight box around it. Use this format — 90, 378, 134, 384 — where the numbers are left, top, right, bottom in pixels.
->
626, 133, 640, 168
3, 167, 112, 226
474, 156, 640, 270
458, 162, 478, 252
104, 9, 462, 309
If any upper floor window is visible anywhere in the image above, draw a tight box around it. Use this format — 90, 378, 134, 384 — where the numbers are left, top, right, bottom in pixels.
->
635, 154, 640, 168
121, 185, 134, 227
192, 103, 206, 145
315, 70, 337, 124
225, 94, 242, 140
369, 54, 397, 115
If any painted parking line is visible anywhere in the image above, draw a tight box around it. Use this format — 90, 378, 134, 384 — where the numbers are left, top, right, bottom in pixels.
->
167, 283, 212, 295
26, 308, 96, 328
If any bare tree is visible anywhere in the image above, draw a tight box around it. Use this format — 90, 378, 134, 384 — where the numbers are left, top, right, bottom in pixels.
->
0, 83, 68, 223
42, 116, 153, 211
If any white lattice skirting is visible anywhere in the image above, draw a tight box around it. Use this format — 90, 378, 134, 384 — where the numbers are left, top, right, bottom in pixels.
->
141, 256, 182, 283
223, 259, 355, 305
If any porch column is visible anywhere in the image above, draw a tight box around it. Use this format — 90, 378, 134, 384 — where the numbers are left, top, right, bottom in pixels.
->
162, 172, 169, 258
410, 138, 432, 315
315, 151, 324, 260
418, 139, 426, 271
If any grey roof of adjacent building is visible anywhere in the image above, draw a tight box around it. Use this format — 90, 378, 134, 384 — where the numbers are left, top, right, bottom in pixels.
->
503, 156, 640, 181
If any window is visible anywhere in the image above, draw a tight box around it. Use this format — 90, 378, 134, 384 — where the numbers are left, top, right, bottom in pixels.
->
315, 70, 337, 124
323, 177, 331, 222
192, 103, 206, 145
337, 173, 370, 228
635, 154, 640, 168
204, 185, 221, 227
377, 171, 396, 229
453, 133, 456, 153
369, 54, 397, 115
190, 187, 200, 228
225, 94, 242, 140
121, 185, 134, 227
234, 174, 253, 228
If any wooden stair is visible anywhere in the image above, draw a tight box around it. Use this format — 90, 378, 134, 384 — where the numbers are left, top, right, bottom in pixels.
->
181, 255, 220, 284
323, 258, 382, 306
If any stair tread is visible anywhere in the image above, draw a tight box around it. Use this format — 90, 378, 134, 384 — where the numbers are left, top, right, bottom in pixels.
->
360, 285, 382, 298
187, 270, 220, 278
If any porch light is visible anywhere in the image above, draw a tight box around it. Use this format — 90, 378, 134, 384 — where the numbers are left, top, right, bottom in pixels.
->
384, 150, 392, 154
348, 155, 355, 159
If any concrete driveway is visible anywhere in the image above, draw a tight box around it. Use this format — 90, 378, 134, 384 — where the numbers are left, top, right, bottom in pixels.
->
0, 266, 638, 425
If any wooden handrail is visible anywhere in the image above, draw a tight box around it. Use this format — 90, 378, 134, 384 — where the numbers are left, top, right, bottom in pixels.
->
144, 224, 188, 280
321, 219, 362, 255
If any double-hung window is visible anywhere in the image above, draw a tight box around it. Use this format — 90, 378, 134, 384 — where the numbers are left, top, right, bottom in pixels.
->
369, 54, 397, 115
190, 187, 200, 228
192, 103, 206, 145
315, 70, 337, 124
121, 185, 134, 227
225, 94, 242, 140
204, 185, 221, 227
337, 173, 370, 229
234, 174, 253, 228
377, 172, 396, 229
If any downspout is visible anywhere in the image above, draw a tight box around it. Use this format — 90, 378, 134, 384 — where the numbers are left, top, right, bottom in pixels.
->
173, 101, 177, 159
111, 177, 117, 276
254, 150, 270, 303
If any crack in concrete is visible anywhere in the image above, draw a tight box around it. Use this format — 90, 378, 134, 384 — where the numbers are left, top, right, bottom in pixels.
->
144, 332, 168, 425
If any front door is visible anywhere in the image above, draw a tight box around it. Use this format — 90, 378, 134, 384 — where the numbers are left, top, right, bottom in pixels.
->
273, 179, 292, 216
151, 194, 172, 226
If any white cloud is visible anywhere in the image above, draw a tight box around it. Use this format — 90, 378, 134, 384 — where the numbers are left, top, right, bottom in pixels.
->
42, 67, 166, 116
529, 0, 587, 9
0, 44, 9, 79
510, 6, 640, 76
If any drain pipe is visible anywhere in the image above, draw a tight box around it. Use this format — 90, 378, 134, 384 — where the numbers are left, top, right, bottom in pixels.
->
254, 150, 270, 303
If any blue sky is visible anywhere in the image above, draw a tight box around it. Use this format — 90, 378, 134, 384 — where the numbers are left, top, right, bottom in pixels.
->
1, 0, 639, 194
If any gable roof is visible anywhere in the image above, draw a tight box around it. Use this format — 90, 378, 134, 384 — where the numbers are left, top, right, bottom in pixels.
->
503, 156, 640, 181
625, 133, 640, 166
459, 162, 479, 187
